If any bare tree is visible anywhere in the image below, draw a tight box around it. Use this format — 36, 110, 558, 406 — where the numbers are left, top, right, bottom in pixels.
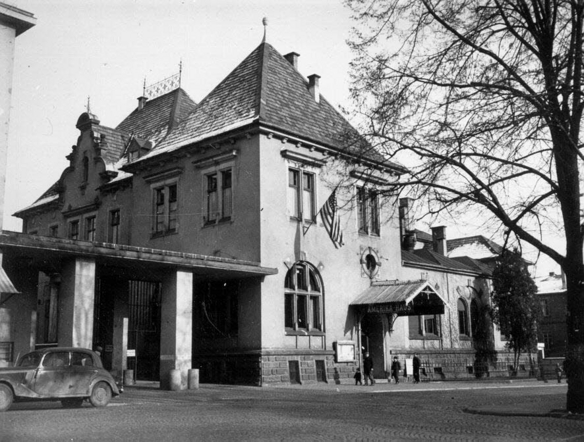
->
346, 0, 584, 412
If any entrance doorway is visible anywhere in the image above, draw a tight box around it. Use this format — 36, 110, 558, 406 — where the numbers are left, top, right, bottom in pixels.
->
361, 313, 385, 378
128, 280, 161, 381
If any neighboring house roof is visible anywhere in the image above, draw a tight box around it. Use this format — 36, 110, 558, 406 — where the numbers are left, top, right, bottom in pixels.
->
133, 42, 404, 172
535, 272, 566, 294
447, 235, 503, 259
401, 248, 491, 276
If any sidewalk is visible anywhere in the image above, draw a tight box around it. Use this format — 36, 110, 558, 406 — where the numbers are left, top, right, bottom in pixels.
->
126, 378, 584, 420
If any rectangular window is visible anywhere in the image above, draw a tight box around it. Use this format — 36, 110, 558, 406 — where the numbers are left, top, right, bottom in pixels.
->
311, 295, 321, 330
69, 220, 79, 240
297, 295, 308, 330
357, 186, 380, 235
302, 173, 315, 222
541, 299, 550, 317
49, 225, 59, 237
424, 316, 438, 335
85, 216, 96, 241
285, 293, 294, 329
288, 169, 300, 217
288, 168, 315, 222
109, 210, 120, 243
222, 170, 232, 220
153, 184, 178, 235
205, 168, 232, 224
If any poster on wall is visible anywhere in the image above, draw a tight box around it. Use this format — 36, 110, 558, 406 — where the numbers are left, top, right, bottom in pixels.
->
335, 341, 355, 363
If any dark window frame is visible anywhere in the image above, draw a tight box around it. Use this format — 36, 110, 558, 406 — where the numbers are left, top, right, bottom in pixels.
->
284, 261, 324, 333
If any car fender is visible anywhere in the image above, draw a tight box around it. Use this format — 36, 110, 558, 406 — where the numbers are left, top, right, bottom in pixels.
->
0, 376, 41, 399
88, 376, 119, 396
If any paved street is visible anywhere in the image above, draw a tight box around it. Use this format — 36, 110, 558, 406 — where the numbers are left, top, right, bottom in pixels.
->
0, 380, 583, 441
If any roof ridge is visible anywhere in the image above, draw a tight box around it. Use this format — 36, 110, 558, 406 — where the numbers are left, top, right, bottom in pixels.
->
257, 42, 269, 120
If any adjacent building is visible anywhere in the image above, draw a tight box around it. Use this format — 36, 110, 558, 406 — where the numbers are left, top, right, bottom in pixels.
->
0, 34, 525, 386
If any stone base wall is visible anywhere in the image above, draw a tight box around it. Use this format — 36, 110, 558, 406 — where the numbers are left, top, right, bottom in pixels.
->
390, 350, 536, 381
194, 349, 537, 386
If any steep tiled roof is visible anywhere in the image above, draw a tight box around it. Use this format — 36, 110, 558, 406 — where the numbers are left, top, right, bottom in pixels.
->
139, 42, 403, 171
116, 88, 197, 144
94, 124, 129, 168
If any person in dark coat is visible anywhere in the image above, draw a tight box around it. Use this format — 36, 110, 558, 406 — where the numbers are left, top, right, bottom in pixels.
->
391, 356, 401, 384
354, 368, 363, 385
413, 353, 421, 384
363, 352, 375, 386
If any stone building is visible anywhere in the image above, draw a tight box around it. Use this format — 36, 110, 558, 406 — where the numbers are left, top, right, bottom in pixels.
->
0, 34, 521, 386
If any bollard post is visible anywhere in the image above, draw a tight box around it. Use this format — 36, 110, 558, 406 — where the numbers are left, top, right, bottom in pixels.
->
124, 369, 135, 386
188, 368, 199, 389
168, 369, 183, 391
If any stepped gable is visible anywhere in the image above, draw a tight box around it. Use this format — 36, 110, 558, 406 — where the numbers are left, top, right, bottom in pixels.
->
143, 42, 403, 171
117, 87, 197, 143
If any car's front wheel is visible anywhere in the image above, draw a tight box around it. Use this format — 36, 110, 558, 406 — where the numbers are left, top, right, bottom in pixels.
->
61, 398, 84, 408
0, 384, 14, 412
89, 382, 112, 407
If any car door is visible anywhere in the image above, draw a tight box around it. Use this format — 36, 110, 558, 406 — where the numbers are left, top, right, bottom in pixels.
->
68, 351, 97, 395
32, 351, 71, 397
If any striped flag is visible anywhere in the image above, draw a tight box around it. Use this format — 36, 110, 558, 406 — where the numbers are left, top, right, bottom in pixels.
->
320, 189, 344, 248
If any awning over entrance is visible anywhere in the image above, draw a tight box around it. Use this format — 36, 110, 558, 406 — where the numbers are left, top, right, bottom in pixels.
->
0, 266, 19, 295
351, 280, 448, 316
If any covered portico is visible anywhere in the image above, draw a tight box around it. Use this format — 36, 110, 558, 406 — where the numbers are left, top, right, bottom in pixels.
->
351, 280, 448, 376
0, 231, 277, 388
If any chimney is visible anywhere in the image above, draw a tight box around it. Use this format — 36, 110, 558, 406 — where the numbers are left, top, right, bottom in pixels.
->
308, 74, 320, 103
399, 198, 417, 251
137, 95, 148, 110
431, 226, 447, 255
284, 52, 299, 69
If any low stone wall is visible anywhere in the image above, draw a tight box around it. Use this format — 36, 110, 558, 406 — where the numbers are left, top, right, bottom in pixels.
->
387, 350, 536, 382
193, 349, 538, 386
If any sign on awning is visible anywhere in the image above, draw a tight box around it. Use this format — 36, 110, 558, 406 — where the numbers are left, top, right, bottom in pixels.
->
351, 280, 448, 317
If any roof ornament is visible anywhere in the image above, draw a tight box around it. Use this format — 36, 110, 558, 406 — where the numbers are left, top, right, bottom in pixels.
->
179, 59, 183, 87
86, 96, 91, 113
262, 17, 268, 43
144, 69, 181, 100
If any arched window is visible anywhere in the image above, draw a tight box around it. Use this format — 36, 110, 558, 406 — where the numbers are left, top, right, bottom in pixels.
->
458, 298, 470, 336
284, 262, 323, 332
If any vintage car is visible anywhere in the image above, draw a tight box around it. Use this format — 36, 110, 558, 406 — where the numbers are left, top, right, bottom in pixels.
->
0, 347, 120, 411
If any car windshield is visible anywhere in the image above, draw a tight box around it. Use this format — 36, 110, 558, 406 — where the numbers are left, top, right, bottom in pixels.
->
18, 352, 42, 368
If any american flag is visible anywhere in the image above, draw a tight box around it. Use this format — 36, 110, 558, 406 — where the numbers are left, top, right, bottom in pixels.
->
320, 189, 344, 248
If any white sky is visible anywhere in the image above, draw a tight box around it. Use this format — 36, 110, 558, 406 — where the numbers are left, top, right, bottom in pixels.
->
5, 0, 561, 276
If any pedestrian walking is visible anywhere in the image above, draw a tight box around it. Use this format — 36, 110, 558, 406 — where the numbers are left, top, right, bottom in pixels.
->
555, 363, 563, 383
413, 353, 421, 383
391, 356, 401, 384
363, 352, 375, 386
354, 368, 363, 385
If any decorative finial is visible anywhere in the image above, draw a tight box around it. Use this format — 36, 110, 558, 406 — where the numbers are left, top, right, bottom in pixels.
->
179, 59, 183, 87
262, 17, 268, 43
142, 78, 147, 96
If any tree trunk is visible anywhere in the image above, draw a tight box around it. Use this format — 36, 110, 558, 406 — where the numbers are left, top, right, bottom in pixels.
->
565, 271, 584, 413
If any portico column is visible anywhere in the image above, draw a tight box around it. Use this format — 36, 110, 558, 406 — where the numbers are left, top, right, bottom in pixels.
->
58, 257, 95, 348
159, 269, 193, 390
